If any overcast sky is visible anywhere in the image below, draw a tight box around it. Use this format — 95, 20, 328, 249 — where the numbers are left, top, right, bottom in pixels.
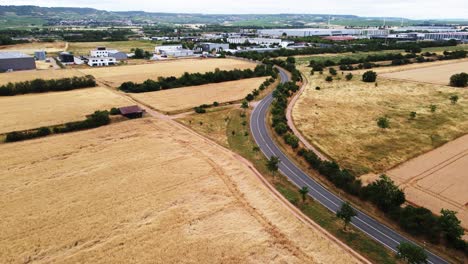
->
5, 0, 468, 19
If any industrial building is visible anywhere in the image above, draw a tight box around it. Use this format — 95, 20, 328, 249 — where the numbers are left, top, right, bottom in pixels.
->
0, 52, 36, 72
258, 28, 389, 37
34, 51, 46, 61
90, 47, 109, 57
424, 32, 468, 42
59, 52, 75, 63
199, 43, 229, 52
107, 50, 128, 60
227, 37, 282, 45
154, 45, 194, 57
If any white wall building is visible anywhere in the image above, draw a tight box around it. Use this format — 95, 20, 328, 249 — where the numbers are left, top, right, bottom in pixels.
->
87, 57, 117, 67
227, 37, 282, 45
154, 45, 194, 57
90, 47, 109, 57
258, 28, 389, 37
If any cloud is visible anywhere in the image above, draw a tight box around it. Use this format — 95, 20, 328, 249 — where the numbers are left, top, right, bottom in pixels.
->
6, 0, 468, 19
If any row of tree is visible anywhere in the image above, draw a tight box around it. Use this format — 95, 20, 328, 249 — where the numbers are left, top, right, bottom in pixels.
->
5, 110, 111, 143
119, 65, 275, 93
0, 75, 97, 96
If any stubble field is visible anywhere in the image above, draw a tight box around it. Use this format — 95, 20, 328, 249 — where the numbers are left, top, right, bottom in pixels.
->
387, 135, 468, 229
131, 77, 266, 113
79, 58, 258, 87
292, 65, 468, 175
381, 60, 468, 85
0, 118, 360, 264
0, 41, 67, 55
0, 68, 84, 85
0, 87, 130, 134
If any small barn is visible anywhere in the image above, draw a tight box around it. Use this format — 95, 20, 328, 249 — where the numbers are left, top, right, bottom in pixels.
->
119, 105, 144, 119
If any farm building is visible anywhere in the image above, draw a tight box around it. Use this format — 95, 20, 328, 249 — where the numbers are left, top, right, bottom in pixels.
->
108, 50, 128, 60
119, 105, 144, 119
0, 52, 36, 72
34, 51, 46, 61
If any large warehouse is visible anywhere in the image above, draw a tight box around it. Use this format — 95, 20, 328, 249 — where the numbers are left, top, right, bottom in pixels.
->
258, 28, 389, 37
0, 52, 36, 72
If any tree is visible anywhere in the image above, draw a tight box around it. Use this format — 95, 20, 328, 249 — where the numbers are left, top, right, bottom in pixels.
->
246, 93, 255, 101
325, 76, 333, 82
409, 111, 417, 120
362, 175, 405, 212
377, 116, 390, 129
241, 100, 249, 110
336, 202, 356, 230
362, 71, 377, 82
266, 156, 280, 176
396, 242, 428, 264
449, 72, 468, 87
429, 104, 437, 113
286, 56, 296, 64
299, 186, 309, 203
329, 67, 337, 76
438, 209, 464, 242
345, 73, 353, 81
450, 95, 459, 104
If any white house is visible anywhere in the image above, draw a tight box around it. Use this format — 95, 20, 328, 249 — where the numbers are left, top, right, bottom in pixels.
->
90, 47, 109, 57
87, 57, 117, 67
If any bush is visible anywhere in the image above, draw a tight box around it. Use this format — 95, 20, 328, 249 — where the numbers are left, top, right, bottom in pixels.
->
110, 107, 121, 115
345, 73, 353, 81
213, 101, 220, 107
325, 76, 333, 82
194, 106, 207, 114
362, 71, 377, 82
329, 68, 337, 76
449, 72, 468, 87
284, 133, 299, 148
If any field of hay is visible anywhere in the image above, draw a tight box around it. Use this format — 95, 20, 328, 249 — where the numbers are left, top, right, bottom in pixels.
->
0, 118, 360, 263
0, 41, 67, 55
79, 58, 258, 87
292, 65, 468, 175
0, 68, 84, 85
387, 135, 468, 229
0, 87, 130, 134
67, 40, 156, 55
381, 60, 468, 85
131, 77, 265, 113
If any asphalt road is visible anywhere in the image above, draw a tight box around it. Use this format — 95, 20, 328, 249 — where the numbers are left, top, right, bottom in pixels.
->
250, 68, 448, 264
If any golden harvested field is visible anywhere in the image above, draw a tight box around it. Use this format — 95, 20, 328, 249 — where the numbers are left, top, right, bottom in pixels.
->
0, 68, 84, 85
0, 41, 67, 55
0, 118, 360, 263
381, 60, 468, 85
67, 40, 156, 55
387, 135, 468, 229
79, 58, 258, 87
293, 65, 468, 175
0, 87, 130, 134
132, 78, 266, 113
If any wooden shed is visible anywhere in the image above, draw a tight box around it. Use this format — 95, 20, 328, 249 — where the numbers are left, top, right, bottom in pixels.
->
119, 105, 144, 119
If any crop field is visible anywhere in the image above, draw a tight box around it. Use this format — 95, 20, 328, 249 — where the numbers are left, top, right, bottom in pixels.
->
0, 118, 360, 263
131, 77, 266, 113
79, 58, 258, 87
381, 60, 468, 85
0, 87, 130, 134
387, 135, 468, 229
67, 40, 157, 55
0, 41, 67, 55
292, 65, 468, 175
0, 68, 84, 85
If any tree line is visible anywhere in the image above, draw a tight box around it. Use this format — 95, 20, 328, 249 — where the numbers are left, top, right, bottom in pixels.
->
119, 64, 275, 93
5, 110, 111, 143
0, 75, 97, 96
268, 62, 467, 255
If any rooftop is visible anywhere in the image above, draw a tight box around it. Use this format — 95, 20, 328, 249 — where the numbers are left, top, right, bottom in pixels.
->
0, 52, 32, 59
119, 105, 144, 115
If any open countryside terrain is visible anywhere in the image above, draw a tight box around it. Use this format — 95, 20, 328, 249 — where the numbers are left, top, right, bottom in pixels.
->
292, 65, 468, 175
0, 68, 84, 85
79, 58, 258, 87
381, 60, 468, 85
131, 77, 266, 114
0, 87, 130, 134
387, 134, 468, 229
0, 41, 68, 55
0, 118, 361, 263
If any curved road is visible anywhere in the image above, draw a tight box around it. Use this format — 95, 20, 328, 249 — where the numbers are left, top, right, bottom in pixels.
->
250, 68, 448, 264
